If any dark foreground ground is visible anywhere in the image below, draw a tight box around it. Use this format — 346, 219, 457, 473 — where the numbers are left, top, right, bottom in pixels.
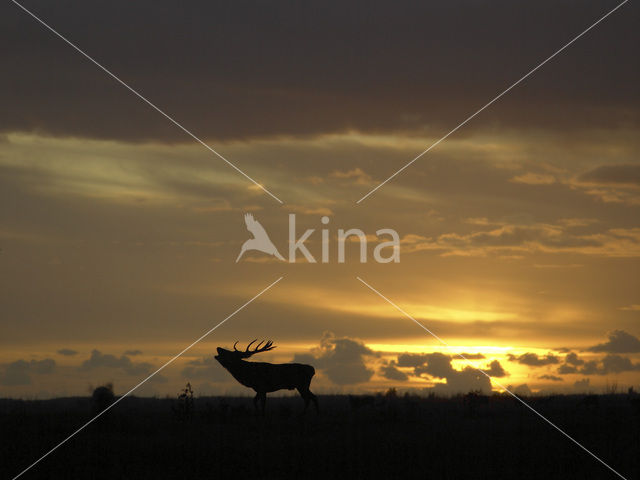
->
1, 393, 639, 479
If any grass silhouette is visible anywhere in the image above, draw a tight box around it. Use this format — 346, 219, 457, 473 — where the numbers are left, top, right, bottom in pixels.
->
1, 392, 639, 479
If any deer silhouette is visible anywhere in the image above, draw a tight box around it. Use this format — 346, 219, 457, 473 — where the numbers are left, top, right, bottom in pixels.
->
215, 340, 318, 414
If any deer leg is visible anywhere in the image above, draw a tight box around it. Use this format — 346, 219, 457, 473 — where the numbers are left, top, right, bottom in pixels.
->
309, 390, 319, 413
298, 388, 318, 414
259, 392, 267, 414
298, 389, 310, 412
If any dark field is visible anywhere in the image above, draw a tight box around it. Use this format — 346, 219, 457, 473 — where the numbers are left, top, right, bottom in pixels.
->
1, 393, 639, 479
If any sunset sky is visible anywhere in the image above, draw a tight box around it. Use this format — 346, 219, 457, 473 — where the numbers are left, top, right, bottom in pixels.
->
1, 0, 639, 398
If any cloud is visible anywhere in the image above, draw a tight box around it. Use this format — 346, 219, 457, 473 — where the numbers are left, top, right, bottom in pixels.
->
392, 352, 504, 393
123, 349, 143, 356
588, 330, 640, 353
484, 360, 507, 378
571, 165, 640, 205
539, 374, 563, 382
329, 168, 372, 185
564, 352, 584, 366
1, 1, 636, 143
293, 332, 376, 385
578, 361, 599, 375
408, 224, 594, 256
286, 205, 334, 216
557, 364, 578, 374
413, 353, 454, 378
1, 358, 57, 386
453, 225, 599, 249
57, 348, 78, 356
460, 353, 485, 360
599, 354, 640, 374
510, 173, 556, 185
578, 165, 640, 187
507, 384, 532, 396
557, 218, 598, 228
557, 353, 640, 376
79, 349, 154, 376
396, 353, 431, 368
181, 356, 230, 382
404, 222, 640, 258
556, 352, 585, 374
378, 360, 408, 382
433, 367, 491, 395
407, 352, 492, 394
80, 350, 132, 370
508, 352, 559, 367
31, 359, 56, 374
1, 360, 31, 386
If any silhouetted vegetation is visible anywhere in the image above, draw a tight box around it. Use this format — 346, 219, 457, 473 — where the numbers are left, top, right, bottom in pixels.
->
1, 392, 639, 479
172, 382, 194, 422
90, 383, 115, 414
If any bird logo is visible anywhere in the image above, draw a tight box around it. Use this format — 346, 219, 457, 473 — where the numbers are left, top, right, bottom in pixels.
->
236, 213, 285, 262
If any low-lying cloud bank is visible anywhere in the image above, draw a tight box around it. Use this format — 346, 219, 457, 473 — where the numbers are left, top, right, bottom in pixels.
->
2, 330, 639, 397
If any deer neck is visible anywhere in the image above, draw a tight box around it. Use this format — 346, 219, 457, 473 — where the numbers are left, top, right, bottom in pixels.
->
225, 359, 258, 385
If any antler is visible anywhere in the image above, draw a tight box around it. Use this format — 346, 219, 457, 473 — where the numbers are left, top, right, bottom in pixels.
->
235, 339, 276, 357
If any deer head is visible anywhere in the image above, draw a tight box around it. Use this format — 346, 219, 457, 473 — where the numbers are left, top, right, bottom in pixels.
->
215, 340, 276, 367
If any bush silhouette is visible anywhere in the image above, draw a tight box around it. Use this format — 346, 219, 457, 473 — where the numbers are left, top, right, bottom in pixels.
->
91, 383, 115, 413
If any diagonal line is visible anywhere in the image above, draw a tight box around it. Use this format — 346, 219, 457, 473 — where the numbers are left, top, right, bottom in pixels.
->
10, 0, 284, 205
356, 0, 629, 204
11, 276, 284, 480
356, 276, 628, 480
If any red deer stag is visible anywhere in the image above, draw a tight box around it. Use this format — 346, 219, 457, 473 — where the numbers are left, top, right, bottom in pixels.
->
215, 340, 318, 413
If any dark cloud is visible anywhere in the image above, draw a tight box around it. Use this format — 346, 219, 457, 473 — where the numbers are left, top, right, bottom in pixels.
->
508, 352, 559, 366
599, 354, 640, 374
397, 353, 431, 368
578, 360, 599, 375
539, 374, 563, 382
79, 349, 154, 377
378, 360, 408, 382
460, 353, 486, 360
293, 332, 376, 385
484, 360, 507, 378
124, 350, 143, 356
1, 360, 31, 386
80, 350, 132, 370
57, 348, 78, 356
557, 364, 578, 374
31, 358, 56, 374
556, 352, 585, 374
557, 353, 640, 375
434, 367, 491, 396
413, 353, 454, 379
1, 358, 56, 386
181, 356, 230, 383
1, 0, 637, 142
588, 330, 640, 353
565, 352, 584, 366
579, 165, 640, 187
513, 384, 532, 396
408, 352, 492, 394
